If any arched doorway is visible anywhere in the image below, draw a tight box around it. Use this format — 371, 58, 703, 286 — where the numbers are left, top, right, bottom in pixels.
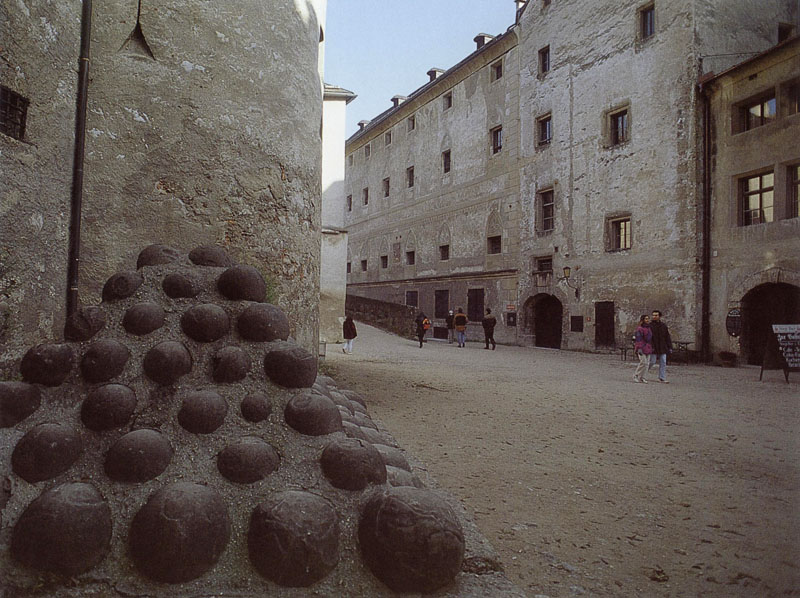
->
522, 293, 563, 349
741, 283, 800, 365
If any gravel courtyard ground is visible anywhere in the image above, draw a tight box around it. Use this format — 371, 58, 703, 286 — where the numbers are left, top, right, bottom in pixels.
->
322, 322, 800, 598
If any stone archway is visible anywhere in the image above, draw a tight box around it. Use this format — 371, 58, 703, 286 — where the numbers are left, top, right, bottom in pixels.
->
522, 294, 563, 349
741, 282, 800, 365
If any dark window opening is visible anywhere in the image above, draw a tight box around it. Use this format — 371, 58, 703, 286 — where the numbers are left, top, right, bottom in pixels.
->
784, 81, 799, 116
384, 130, 392, 145
381, 255, 388, 268
467, 288, 485, 322
442, 149, 451, 173
640, 4, 655, 39
487, 235, 502, 255
492, 61, 503, 81
538, 114, 552, 145
571, 315, 584, 333
539, 46, 550, 75
610, 109, 628, 145
439, 244, 450, 261
778, 22, 794, 43
534, 256, 553, 286
435, 290, 450, 318
0, 85, 29, 141
360, 259, 367, 272
346, 194, 352, 212
789, 164, 799, 219
740, 171, 774, 225
405, 290, 418, 307
346, 262, 351, 273
362, 187, 369, 205
406, 250, 416, 265
383, 177, 390, 197
491, 126, 503, 154
443, 92, 453, 110
406, 166, 415, 188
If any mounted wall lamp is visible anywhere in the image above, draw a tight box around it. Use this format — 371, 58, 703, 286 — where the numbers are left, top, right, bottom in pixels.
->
558, 265, 581, 299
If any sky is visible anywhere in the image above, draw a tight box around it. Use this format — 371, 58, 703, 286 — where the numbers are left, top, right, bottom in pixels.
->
324, 0, 518, 138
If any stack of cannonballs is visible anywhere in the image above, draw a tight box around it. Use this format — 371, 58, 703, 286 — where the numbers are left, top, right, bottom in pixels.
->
0, 244, 473, 597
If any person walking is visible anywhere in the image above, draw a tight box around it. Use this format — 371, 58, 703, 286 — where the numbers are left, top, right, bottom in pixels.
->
445, 310, 455, 344
453, 308, 468, 348
414, 311, 430, 348
648, 310, 673, 383
633, 314, 652, 383
342, 315, 357, 354
482, 308, 497, 350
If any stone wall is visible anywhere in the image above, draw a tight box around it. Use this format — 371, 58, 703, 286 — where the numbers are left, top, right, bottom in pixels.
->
0, 0, 325, 361
346, 294, 418, 339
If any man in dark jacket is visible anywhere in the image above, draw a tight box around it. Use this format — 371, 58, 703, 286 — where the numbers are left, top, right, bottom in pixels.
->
648, 310, 672, 383
414, 312, 429, 348
482, 308, 497, 350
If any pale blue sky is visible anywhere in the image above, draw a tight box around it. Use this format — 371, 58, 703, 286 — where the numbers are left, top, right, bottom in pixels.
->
324, 0, 517, 137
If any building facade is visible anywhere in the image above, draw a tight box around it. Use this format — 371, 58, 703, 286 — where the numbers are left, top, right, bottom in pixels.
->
703, 36, 800, 365
344, 0, 799, 358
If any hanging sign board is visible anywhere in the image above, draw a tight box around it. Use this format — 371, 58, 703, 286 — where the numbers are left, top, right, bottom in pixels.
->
725, 309, 742, 337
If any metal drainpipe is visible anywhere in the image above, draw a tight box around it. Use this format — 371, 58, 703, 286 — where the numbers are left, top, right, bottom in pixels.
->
700, 83, 712, 362
66, 0, 93, 319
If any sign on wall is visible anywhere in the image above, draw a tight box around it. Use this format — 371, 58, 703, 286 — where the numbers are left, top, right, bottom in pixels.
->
725, 309, 742, 337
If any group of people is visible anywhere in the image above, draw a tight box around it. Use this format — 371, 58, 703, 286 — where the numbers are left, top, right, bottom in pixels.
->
416, 307, 497, 349
633, 310, 673, 383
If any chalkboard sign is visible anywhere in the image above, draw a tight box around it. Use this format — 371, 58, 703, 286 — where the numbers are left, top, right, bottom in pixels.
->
772, 325, 800, 369
725, 309, 742, 337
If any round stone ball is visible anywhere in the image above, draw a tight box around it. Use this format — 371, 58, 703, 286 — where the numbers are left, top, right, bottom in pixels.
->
136, 244, 182, 269
180, 304, 230, 342
80, 339, 130, 383
0, 381, 41, 428
320, 437, 386, 491
241, 392, 272, 422
178, 390, 228, 434
189, 245, 234, 267
248, 491, 339, 587
129, 483, 231, 583
101, 271, 143, 301
237, 303, 290, 342
212, 346, 251, 383
341, 421, 370, 443
123, 302, 166, 335
386, 466, 424, 489
11, 483, 112, 576
20, 343, 74, 387
81, 384, 136, 431
217, 265, 267, 302
263, 341, 317, 388
341, 389, 368, 409
217, 437, 280, 483
358, 487, 465, 593
284, 392, 342, 436
11, 423, 82, 483
64, 306, 106, 341
162, 273, 199, 298
143, 341, 192, 385
373, 444, 412, 472
104, 429, 173, 482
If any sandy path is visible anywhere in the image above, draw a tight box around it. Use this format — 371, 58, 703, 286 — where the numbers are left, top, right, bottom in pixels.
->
322, 322, 800, 597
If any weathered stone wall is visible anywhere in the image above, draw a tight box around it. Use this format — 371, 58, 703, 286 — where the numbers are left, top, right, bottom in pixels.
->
343, 32, 521, 341
705, 37, 800, 361
346, 294, 418, 339
0, 0, 324, 361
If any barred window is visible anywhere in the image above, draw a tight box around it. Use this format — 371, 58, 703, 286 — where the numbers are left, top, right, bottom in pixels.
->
0, 85, 29, 141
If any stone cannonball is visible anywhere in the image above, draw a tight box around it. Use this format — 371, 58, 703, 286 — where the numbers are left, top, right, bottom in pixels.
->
178, 390, 228, 434
143, 341, 192, 385
136, 244, 182, 269
129, 483, 231, 583
241, 392, 272, 422
104, 429, 173, 483
284, 391, 342, 436
320, 437, 386, 491
122, 302, 166, 336
19, 343, 74, 387
248, 491, 339, 587
11, 483, 112, 576
237, 303, 290, 342
80, 339, 130, 383
189, 245, 234, 267
162, 273, 200, 298
101, 271, 143, 302
211, 346, 251, 383
11, 423, 82, 483
217, 437, 280, 484
0, 381, 41, 428
81, 384, 137, 431
263, 341, 317, 388
64, 306, 106, 341
217, 265, 267, 302
180, 304, 231, 342
358, 487, 465, 593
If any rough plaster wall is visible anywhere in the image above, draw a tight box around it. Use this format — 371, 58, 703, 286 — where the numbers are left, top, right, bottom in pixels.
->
1, 0, 323, 360
518, 0, 701, 346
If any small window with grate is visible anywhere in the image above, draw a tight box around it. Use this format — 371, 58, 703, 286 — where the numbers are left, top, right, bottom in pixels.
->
0, 85, 30, 141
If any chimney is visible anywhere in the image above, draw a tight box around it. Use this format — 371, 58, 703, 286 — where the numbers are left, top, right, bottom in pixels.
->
391, 95, 408, 108
473, 33, 494, 49
515, 0, 527, 12
427, 68, 444, 82
357, 120, 370, 131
